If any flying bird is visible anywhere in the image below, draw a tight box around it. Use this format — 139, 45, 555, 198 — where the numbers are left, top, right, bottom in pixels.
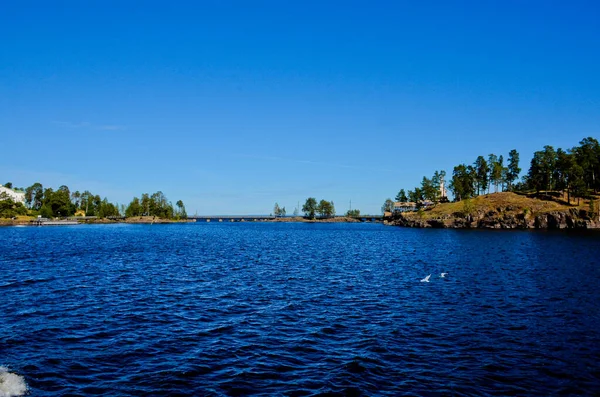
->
440, 273, 448, 278
420, 274, 431, 282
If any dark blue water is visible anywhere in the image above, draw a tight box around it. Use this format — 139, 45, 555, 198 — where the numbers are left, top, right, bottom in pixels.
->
1, 223, 600, 396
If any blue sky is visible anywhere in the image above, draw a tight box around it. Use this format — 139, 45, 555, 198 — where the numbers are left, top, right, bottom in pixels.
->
1, 1, 599, 214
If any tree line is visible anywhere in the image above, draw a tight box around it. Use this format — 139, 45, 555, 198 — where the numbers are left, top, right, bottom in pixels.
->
386, 136, 599, 209
273, 203, 287, 217
523, 137, 599, 204
122, 191, 186, 219
276, 199, 360, 218
0, 181, 186, 220
448, 137, 598, 204
447, 149, 521, 202
21, 182, 121, 218
302, 198, 335, 218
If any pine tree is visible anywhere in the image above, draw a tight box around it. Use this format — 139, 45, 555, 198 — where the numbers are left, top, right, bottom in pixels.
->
506, 149, 521, 191
395, 189, 408, 203
474, 156, 489, 195
487, 154, 498, 193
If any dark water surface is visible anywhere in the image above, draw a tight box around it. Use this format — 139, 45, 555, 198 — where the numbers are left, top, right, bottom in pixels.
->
1, 223, 600, 396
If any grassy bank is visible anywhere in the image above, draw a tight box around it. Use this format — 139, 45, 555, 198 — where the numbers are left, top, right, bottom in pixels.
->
391, 192, 599, 229
418, 192, 578, 220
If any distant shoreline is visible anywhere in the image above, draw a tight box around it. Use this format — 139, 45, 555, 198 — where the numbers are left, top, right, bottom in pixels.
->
0, 215, 368, 226
0, 216, 193, 226
3, 194, 599, 230
269, 216, 361, 223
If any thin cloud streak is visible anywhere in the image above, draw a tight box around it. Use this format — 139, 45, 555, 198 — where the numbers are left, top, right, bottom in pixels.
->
53, 121, 92, 128
236, 154, 399, 174
96, 125, 125, 131
53, 121, 126, 131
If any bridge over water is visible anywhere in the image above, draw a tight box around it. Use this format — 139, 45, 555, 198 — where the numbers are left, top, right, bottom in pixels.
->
187, 215, 384, 222
188, 215, 276, 222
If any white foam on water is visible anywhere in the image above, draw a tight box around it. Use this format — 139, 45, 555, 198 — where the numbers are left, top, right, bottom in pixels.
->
0, 366, 28, 397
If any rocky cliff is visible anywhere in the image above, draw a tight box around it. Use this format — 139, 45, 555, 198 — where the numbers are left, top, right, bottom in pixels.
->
386, 194, 600, 230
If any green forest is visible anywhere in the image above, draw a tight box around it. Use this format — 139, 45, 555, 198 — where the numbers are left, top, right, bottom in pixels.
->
389, 136, 599, 210
302, 198, 336, 218
0, 182, 186, 220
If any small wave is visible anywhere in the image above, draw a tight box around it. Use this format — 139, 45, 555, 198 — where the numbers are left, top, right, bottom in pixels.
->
0, 366, 28, 397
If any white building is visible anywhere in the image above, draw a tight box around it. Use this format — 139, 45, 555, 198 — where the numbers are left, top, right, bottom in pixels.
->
0, 185, 26, 204
393, 201, 418, 213
439, 175, 447, 199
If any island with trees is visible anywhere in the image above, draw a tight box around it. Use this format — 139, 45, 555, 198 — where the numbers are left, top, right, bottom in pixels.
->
3, 136, 598, 229
385, 137, 600, 229
0, 182, 189, 225
269, 198, 362, 222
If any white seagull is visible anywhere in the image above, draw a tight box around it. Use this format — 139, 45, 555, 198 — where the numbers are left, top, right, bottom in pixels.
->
420, 274, 431, 282
440, 273, 448, 278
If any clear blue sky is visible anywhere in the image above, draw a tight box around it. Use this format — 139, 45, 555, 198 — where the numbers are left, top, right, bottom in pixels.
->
1, 1, 598, 214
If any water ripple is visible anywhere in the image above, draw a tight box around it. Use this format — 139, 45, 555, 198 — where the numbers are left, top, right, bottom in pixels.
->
1, 224, 599, 395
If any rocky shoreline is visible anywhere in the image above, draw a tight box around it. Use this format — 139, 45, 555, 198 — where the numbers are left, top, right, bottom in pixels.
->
386, 208, 600, 229
0, 216, 193, 226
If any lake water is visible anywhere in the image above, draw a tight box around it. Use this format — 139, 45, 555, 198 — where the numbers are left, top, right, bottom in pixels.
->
1, 222, 599, 396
